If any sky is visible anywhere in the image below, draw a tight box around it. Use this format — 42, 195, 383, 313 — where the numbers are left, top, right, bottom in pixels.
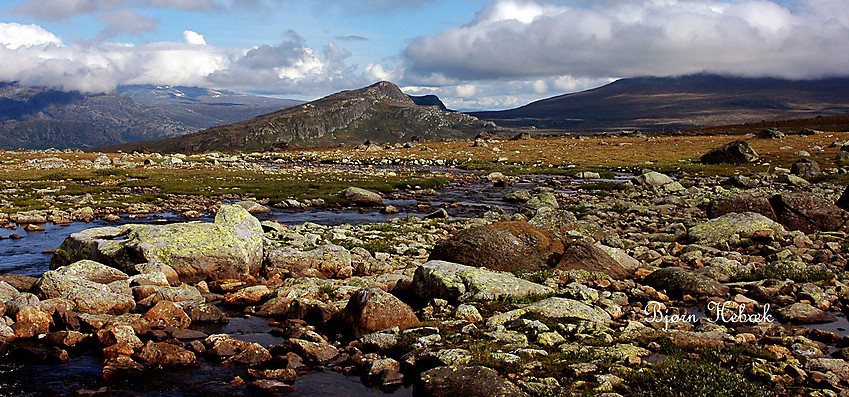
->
1, 0, 849, 111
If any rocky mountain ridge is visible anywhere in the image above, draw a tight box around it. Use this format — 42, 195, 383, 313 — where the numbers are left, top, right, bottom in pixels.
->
108, 81, 496, 153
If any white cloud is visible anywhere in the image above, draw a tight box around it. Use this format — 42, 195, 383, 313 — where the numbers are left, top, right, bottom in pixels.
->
0, 22, 63, 49
364, 63, 403, 83
531, 79, 547, 94
183, 30, 207, 45
404, 0, 849, 80
0, 23, 364, 95
455, 84, 477, 98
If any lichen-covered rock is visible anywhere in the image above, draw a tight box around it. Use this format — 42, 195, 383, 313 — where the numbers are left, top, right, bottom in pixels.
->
523, 191, 559, 211
557, 240, 636, 279
807, 358, 849, 382
455, 304, 483, 323
334, 287, 419, 338
418, 365, 528, 397
688, 212, 785, 245
50, 205, 263, 282
527, 207, 578, 239
429, 221, 564, 272
632, 171, 684, 192
140, 285, 204, 307
10, 210, 47, 225
700, 140, 759, 164
34, 260, 129, 298
643, 267, 729, 298
524, 297, 612, 325
775, 303, 836, 324
359, 331, 398, 352
413, 260, 554, 302
264, 244, 352, 279
340, 187, 384, 206
33, 261, 135, 315
776, 173, 810, 186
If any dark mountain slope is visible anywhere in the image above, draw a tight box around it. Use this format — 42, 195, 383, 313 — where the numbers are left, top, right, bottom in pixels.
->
471, 74, 849, 132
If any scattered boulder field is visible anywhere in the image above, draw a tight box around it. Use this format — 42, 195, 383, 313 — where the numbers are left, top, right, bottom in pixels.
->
2, 133, 849, 396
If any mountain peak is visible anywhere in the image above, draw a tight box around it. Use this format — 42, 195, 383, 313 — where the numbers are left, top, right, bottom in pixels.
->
343, 81, 412, 104
110, 81, 494, 152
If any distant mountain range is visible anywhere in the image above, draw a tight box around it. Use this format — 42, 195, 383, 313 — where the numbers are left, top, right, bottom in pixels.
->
5, 74, 849, 151
0, 83, 300, 150
105, 81, 495, 153
471, 74, 849, 132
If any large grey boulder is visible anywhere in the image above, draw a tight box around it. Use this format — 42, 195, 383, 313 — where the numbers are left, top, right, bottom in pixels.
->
418, 366, 527, 397
708, 193, 777, 220
340, 187, 384, 206
557, 240, 637, 279
234, 200, 272, 215
333, 287, 419, 338
487, 297, 612, 327
429, 221, 563, 272
700, 140, 759, 164
770, 193, 849, 234
688, 212, 784, 246
791, 158, 821, 180
631, 171, 684, 192
643, 267, 729, 298
33, 260, 135, 315
264, 244, 352, 279
775, 303, 835, 324
51, 205, 264, 282
413, 260, 554, 302
526, 297, 612, 325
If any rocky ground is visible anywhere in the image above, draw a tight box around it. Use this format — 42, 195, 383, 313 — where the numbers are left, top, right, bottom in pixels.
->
1, 130, 849, 396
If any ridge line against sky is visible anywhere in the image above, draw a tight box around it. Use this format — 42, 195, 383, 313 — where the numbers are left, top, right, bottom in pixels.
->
1, 0, 849, 111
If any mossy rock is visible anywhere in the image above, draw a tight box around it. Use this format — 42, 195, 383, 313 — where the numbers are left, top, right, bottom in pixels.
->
51, 205, 263, 283
688, 212, 784, 246
417, 365, 528, 397
413, 260, 554, 302
643, 266, 730, 298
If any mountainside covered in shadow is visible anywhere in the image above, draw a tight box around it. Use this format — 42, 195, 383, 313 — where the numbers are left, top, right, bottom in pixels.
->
470, 74, 849, 132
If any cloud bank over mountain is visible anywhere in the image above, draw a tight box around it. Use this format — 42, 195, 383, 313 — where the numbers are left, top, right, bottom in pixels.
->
1, 0, 849, 110
404, 0, 849, 81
